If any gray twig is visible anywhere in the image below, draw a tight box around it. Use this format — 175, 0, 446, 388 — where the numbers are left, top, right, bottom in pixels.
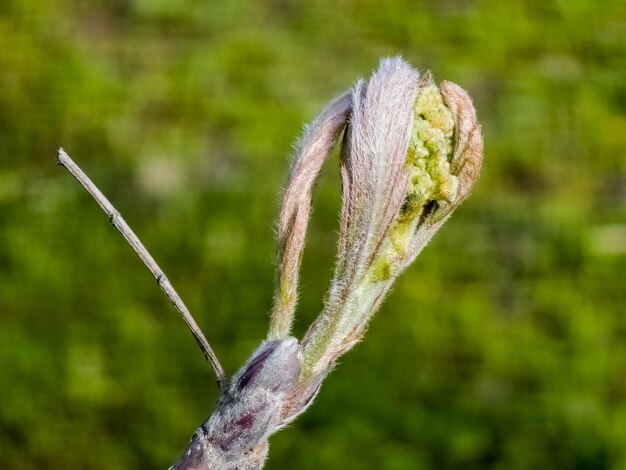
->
57, 148, 226, 390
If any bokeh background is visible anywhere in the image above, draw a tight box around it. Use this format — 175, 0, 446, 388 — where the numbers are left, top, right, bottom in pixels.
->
1, 0, 625, 468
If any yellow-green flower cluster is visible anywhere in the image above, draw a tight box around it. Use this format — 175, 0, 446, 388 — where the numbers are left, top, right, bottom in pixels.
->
405, 84, 457, 216
368, 83, 457, 282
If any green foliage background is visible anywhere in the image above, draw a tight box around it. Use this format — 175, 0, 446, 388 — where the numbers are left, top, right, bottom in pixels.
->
1, 0, 625, 468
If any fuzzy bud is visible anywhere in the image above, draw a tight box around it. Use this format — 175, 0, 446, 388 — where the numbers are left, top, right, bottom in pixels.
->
301, 57, 483, 377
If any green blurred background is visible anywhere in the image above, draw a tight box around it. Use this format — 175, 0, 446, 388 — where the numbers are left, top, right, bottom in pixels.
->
1, 0, 625, 468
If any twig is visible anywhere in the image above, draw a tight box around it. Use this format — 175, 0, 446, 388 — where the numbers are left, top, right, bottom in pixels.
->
57, 148, 226, 390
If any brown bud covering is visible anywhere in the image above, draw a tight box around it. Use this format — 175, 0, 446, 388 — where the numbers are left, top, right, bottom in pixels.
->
440, 80, 483, 205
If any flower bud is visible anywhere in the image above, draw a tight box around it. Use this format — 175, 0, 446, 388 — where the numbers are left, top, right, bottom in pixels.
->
302, 57, 483, 376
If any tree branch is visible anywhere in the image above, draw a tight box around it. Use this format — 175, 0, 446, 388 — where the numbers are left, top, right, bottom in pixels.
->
57, 148, 226, 390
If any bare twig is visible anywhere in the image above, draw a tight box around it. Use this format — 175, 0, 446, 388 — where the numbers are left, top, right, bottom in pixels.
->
57, 148, 226, 390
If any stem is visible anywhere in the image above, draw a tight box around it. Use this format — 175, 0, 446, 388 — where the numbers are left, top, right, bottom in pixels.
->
57, 148, 226, 390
